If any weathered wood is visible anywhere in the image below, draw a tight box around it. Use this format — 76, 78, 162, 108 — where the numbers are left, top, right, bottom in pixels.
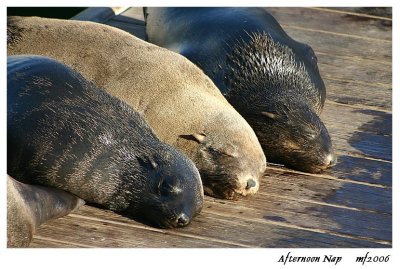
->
32, 203, 389, 248
321, 103, 392, 161
318, 54, 391, 90
32, 212, 236, 247
285, 26, 391, 63
322, 155, 392, 187
324, 7, 392, 19
263, 169, 391, 214
324, 78, 391, 110
30, 237, 90, 248
267, 7, 392, 41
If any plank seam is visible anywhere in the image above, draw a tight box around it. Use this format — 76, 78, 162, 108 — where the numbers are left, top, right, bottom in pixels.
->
257, 192, 390, 215
32, 235, 91, 247
324, 99, 392, 113
264, 166, 392, 189
308, 7, 392, 21
334, 151, 392, 164
316, 51, 391, 66
282, 24, 392, 43
323, 76, 391, 88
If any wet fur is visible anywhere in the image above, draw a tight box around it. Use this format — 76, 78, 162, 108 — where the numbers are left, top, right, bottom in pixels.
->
7, 55, 203, 228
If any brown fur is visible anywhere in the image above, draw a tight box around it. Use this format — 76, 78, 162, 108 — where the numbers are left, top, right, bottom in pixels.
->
7, 16, 266, 199
7, 176, 84, 247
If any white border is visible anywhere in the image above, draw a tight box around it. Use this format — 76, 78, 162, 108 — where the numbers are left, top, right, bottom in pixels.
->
1, 1, 397, 269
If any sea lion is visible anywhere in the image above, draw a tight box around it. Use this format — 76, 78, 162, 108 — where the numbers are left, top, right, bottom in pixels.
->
7, 16, 266, 199
7, 175, 85, 247
144, 7, 336, 173
7, 55, 203, 228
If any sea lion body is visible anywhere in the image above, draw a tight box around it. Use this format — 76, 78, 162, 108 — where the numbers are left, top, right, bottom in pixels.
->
7, 55, 203, 228
7, 16, 266, 199
7, 175, 85, 247
145, 7, 336, 173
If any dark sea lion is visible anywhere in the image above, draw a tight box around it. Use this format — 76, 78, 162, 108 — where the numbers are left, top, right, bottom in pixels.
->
144, 7, 336, 173
7, 55, 203, 228
7, 16, 266, 199
7, 175, 85, 247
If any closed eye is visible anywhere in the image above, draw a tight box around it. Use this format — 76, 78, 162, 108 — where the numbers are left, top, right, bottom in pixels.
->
209, 147, 236, 158
159, 179, 182, 196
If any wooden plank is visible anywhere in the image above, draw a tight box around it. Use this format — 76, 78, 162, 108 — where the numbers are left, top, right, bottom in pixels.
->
267, 7, 392, 41
32, 205, 388, 248
324, 155, 392, 187
324, 7, 392, 19
202, 199, 392, 243
318, 54, 391, 90
34, 201, 389, 247
32, 213, 236, 248
263, 169, 392, 215
170, 211, 389, 247
279, 24, 391, 63
325, 78, 391, 110
30, 237, 90, 248
321, 103, 392, 161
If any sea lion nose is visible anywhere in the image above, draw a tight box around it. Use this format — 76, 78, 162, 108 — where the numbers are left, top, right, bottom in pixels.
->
245, 178, 257, 190
325, 153, 337, 167
176, 213, 190, 227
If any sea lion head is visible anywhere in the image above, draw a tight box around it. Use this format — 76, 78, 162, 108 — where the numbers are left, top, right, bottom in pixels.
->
111, 144, 204, 228
224, 31, 336, 173
247, 104, 336, 173
179, 113, 266, 200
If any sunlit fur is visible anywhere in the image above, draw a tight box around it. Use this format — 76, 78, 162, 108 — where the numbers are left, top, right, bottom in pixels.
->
224, 32, 335, 172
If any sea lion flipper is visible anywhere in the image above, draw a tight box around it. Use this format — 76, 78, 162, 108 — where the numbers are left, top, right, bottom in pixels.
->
7, 176, 85, 247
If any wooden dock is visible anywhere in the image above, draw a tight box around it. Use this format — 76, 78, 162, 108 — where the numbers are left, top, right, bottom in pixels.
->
29, 7, 392, 248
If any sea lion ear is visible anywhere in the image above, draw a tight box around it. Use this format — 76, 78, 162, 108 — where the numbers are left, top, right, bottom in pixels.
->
261, 111, 279, 120
191, 133, 207, 143
178, 133, 207, 144
136, 156, 158, 169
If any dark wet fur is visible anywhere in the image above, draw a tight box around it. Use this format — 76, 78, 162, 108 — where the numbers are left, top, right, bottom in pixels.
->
224, 33, 334, 172
7, 55, 203, 228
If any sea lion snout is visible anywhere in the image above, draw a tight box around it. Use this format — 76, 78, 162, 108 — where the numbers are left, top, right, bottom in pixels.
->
240, 176, 260, 196
246, 178, 257, 190
324, 153, 337, 168
175, 213, 190, 227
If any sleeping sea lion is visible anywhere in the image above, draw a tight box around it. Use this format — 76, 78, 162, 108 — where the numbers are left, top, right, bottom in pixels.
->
8, 55, 203, 228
